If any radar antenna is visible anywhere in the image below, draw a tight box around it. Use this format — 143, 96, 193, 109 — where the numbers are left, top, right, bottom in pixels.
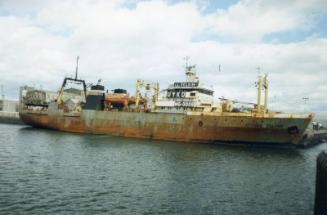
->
97, 79, 102, 85
302, 97, 309, 104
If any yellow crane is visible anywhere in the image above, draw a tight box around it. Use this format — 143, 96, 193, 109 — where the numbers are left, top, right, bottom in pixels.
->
256, 74, 268, 113
135, 79, 159, 110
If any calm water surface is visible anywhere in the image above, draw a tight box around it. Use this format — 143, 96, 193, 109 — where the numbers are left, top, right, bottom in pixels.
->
0, 123, 326, 214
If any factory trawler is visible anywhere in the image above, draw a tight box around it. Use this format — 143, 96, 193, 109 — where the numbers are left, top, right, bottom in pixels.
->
19, 62, 313, 145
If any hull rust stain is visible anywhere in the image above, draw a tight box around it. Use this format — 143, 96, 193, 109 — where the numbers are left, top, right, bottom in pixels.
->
20, 110, 312, 145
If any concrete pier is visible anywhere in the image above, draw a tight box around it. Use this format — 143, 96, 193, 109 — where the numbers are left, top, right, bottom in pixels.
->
315, 150, 327, 215
0, 111, 23, 124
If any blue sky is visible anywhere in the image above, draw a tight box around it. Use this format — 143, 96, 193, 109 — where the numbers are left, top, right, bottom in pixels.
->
0, 0, 327, 115
264, 12, 327, 43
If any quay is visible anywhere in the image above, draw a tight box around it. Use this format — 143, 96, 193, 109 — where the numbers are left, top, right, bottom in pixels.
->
0, 111, 23, 124
0, 98, 22, 124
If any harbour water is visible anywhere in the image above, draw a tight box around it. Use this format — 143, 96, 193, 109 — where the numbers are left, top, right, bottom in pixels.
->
0, 123, 326, 214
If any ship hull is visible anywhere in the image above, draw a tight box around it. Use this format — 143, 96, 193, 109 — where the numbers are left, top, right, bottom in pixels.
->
19, 108, 312, 145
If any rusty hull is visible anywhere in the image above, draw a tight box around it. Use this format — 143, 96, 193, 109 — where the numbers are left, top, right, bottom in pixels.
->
19, 107, 313, 145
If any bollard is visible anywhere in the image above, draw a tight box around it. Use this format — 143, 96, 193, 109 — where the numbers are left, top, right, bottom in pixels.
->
315, 150, 327, 215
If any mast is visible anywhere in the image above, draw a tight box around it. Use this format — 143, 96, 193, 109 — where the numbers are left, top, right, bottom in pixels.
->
184, 57, 198, 82
256, 66, 268, 113
75, 56, 79, 80
256, 74, 262, 113
263, 74, 268, 113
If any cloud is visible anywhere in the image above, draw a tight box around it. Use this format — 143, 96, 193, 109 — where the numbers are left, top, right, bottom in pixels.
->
208, 0, 327, 42
0, 15, 72, 83
0, 0, 326, 115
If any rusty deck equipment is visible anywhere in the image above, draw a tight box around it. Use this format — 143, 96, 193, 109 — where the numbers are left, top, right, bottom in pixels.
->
19, 61, 313, 145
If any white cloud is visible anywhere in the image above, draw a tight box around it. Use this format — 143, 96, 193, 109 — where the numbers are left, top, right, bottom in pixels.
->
0, 16, 71, 82
0, 0, 326, 115
208, 0, 327, 42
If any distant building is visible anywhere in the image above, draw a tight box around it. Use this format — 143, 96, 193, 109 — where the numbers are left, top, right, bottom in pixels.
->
0, 99, 19, 112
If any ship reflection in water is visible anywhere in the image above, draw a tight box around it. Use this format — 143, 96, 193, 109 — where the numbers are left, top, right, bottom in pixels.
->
0, 124, 323, 214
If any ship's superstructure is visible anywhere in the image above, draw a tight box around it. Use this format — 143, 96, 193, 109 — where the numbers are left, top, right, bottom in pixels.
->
155, 65, 214, 113
19, 61, 313, 145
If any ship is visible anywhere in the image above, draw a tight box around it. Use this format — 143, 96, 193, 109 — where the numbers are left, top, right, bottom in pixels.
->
19, 60, 313, 145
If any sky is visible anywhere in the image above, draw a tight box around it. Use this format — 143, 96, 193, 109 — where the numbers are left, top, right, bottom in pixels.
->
0, 0, 326, 115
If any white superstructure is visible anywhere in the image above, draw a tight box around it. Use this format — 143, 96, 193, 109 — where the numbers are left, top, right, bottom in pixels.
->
155, 65, 214, 113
